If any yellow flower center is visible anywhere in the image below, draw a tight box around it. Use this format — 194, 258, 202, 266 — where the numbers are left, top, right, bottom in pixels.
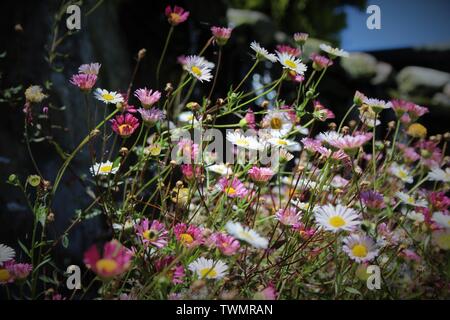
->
143, 230, 157, 241
226, 187, 236, 196
270, 117, 283, 129
236, 138, 249, 146
351, 244, 368, 258
180, 233, 194, 245
102, 93, 115, 101
398, 171, 408, 179
191, 66, 202, 77
0, 269, 11, 282
118, 124, 132, 135
200, 267, 217, 278
329, 216, 346, 228
99, 165, 113, 173
95, 258, 118, 274
284, 59, 297, 69
277, 139, 288, 146
170, 13, 181, 23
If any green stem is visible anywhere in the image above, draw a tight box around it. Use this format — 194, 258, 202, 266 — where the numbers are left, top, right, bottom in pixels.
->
156, 25, 174, 87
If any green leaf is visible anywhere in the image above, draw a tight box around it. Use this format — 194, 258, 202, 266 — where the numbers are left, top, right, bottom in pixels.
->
345, 287, 362, 296
18, 240, 31, 258
62, 234, 69, 248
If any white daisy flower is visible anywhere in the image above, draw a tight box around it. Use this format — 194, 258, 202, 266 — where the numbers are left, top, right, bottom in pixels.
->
276, 51, 307, 75
94, 88, 124, 104
225, 221, 268, 249
0, 243, 15, 264
402, 208, 425, 223
314, 204, 361, 233
177, 111, 201, 125
432, 212, 450, 229
316, 131, 344, 144
90, 161, 119, 176
267, 137, 301, 151
250, 41, 277, 62
226, 131, 263, 150
188, 257, 228, 280
261, 111, 293, 137
184, 55, 215, 82
395, 191, 428, 207
432, 229, 450, 250
343, 234, 379, 263
319, 44, 349, 58
363, 98, 389, 112
206, 163, 232, 176
390, 163, 413, 184
427, 167, 450, 183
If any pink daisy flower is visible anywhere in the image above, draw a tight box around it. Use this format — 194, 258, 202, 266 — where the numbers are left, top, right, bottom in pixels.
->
181, 164, 203, 182
83, 240, 133, 278
135, 219, 168, 248
313, 101, 335, 121
176, 138, 200, 163
207, 232, 240, 256
248, 166, 275, 185
244, 109, 256, 129
360, 190, 386, 210
174, 223, 204, 248
154, 256, 185, 284
8, 261, 33, 280
310, 53, 333, 70
217, 177, 248, 198
293, 32, 308, 45
416, 140, 442, 168
138, 107, 165, 126
134, 88, 161, 108
70, 73, 97, 91
165, 5, 189, 26
211, 26, 232, 46
328, 133, 373, 151
275, 207, 302, 227
110, 113, 140, 138
276, 44, 301, 57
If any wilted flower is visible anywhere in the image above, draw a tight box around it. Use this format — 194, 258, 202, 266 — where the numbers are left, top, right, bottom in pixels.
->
25, 85, 46, 103
360, 190, 386, 210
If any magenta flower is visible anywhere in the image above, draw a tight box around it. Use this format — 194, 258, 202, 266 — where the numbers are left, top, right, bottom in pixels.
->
70, 73, 97, 91
208, 232, 240, 256
181, 164, 203, 182
174, 223, 204, 248
389, 99, 428, 121
165, 5, 189, 26
248, 166, 275, 185
83, 240, 133, 278
275, 207, 302, 227
154, 256, 185, 284
416, 140, 442, 168
138, 107, 165, 127
313, 101, 335, 121
310, 53, 333, 71
134, 88, 161, 108
244, 109, 256, 129
176, 138, 200, 163
8, 261, 32, 280
217, 177, 248, 198
427, 191, 450, 212
211, 26, 232, 46
360, 190, 386, 210
135, 219, 168, 248
254, 283, 277, 300
110, 113, 140, 138
276, 44, 301, 57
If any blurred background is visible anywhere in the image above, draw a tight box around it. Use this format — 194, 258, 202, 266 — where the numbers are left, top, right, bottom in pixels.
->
0, 0, 449, 296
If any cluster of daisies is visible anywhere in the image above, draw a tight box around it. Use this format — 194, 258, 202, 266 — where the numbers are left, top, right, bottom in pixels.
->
7, 4, 450, 300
